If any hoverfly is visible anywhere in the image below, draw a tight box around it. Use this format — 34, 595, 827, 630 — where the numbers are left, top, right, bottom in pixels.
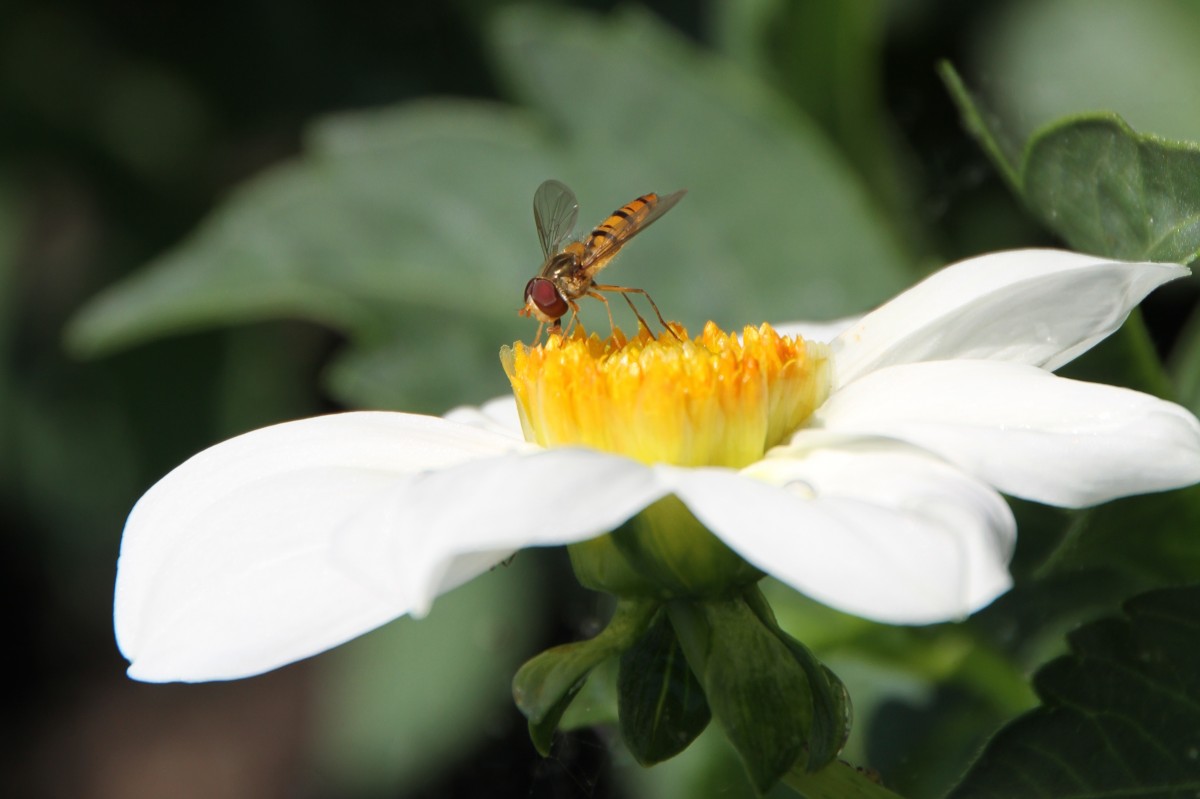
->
520, 179, 686, 342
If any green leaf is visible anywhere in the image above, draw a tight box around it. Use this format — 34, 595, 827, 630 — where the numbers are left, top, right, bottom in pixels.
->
1023, 116, 1200, 263
712, 0, 908, 222
512, 597, 656, 755
69, 5, 909, 412
942, 62, 1200, 264
617, 609, 711, 765
669, 597, 813, 794
948, 585, 1200, 798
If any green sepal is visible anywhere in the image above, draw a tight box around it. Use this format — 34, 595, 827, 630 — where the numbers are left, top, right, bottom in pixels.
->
744, 586, 852, 771
668, 596, 814, 794
512, 598, 657, 755
617, 608, 712, 765
782, 759, 905, 799
527, 679, 584, 756
797, 660, 851, 771
572, 495, 763, 598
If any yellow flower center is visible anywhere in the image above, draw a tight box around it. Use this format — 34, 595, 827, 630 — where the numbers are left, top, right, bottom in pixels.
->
501, 322, 830, 468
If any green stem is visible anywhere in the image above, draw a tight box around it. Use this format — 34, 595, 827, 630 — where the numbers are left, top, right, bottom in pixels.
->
937, 60, 1023, 193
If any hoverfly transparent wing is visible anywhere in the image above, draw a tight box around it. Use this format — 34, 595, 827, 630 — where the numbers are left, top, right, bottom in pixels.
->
579, 188, 687, 274
533, 179, 580, 259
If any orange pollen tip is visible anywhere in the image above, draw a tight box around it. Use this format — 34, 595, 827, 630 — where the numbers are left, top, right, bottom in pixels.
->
500, 321, 830, 468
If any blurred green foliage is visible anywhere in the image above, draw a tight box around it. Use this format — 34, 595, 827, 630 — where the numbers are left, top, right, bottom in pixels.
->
67, 5, 912, 413
315, 552, 548, 795
4, 0, 1200, 797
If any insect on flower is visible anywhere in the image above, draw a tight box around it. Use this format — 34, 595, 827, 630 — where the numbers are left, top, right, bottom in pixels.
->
520, 179, 686, 342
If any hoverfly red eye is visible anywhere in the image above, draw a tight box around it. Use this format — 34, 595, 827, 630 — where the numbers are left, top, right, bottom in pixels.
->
525, 278, 568, 319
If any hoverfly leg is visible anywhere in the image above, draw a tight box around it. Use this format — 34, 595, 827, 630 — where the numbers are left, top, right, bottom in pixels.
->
562, 302, 582, 338
618, 292, 651, 335
593, 284, 681, 341
583, 290, 620, 338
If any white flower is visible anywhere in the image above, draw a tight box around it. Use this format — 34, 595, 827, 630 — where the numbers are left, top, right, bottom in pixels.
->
114, 249, 1200, 682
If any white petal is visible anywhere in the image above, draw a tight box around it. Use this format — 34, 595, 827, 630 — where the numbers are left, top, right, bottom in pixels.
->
333, 448, 668, 617
115, 411, 525, 683
814, 360, 1200, 507
657, 442, 1015, 624
772, 315, 860, 344
832, 249, 1189, 387
443, 395, 525, 440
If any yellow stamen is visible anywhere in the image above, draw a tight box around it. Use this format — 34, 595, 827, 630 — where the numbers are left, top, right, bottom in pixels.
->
501, 322, 830, 468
